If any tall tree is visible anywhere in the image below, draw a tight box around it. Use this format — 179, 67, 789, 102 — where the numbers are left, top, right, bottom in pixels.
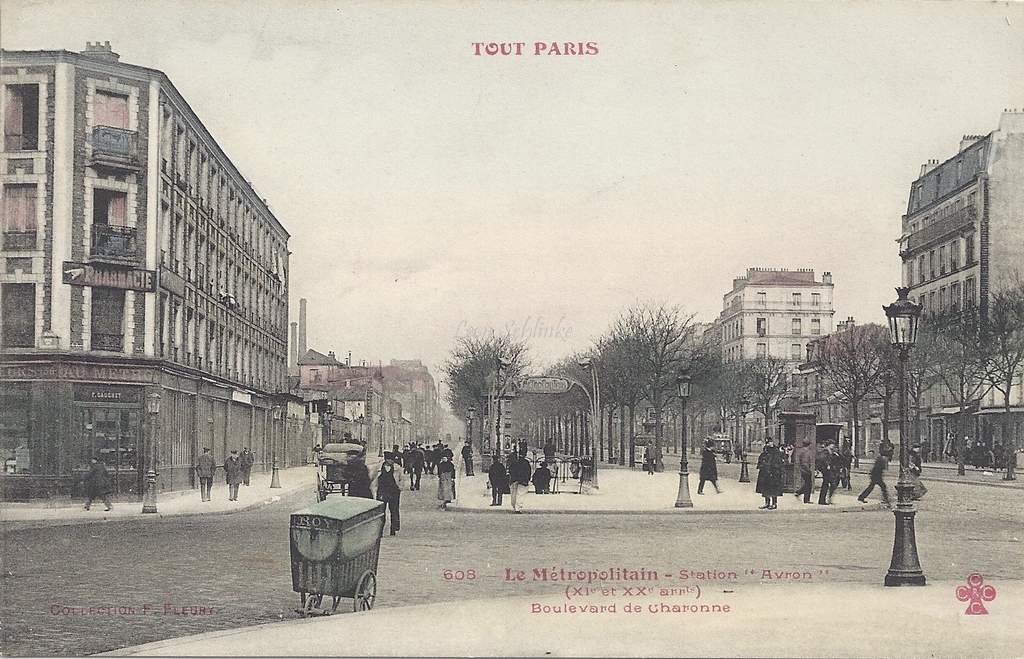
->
980, 281, 1024, 478
814, 323, 889, 467
743, 355, 795, 436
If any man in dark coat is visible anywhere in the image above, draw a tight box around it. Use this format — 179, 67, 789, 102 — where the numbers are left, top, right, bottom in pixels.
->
224, 450, 243, 501
817, 444, 840, 505
239, 447, 255, 486
461, 441, 474, 477
487, 455, 510, 506
384, 444, 404, 467
858, 450, 891, 506
508, 453, 532, 513
196, 447, 216, 502
408, 443, 425, 491
794, 441, 815, 503
82, 457, 113, 511
532, 461, 553, 494
698, 440, 721, 494
375, 457, 403, 535
755, 439, 784, 509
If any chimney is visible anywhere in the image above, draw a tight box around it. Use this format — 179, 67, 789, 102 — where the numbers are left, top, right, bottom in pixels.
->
81, 41, 120, 63
289, 322, 298, 368
822, 271, 832, 285
346, 351, 352, 366
328, 351, 336, 362
298, 298, 307, 359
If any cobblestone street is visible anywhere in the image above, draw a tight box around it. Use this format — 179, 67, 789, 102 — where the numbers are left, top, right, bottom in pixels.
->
2, 471, 1021, 656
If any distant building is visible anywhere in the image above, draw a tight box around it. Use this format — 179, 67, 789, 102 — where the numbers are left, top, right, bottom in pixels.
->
0, 43, 290, 498
717, 267, 836, 365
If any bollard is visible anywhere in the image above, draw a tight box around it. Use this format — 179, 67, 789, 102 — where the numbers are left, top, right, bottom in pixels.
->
142, 469, 158, 513
739, 455, 750, 483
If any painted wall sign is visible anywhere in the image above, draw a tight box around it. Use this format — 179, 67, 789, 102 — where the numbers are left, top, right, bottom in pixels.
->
73, 384, 142, 404
62, 261, 156, 292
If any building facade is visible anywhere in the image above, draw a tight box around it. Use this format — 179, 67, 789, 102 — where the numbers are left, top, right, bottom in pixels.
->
898, 110, 1024, 456
717, 268, 836, 365
0, 43, 290, 498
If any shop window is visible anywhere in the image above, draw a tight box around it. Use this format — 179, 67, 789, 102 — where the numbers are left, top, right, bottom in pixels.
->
3, 84, 39, 151
81, 408, 140, 474
94, 90, 129, 129
1, 283, 35, 347
0, 384, 31, 473
91, 287, 125, 352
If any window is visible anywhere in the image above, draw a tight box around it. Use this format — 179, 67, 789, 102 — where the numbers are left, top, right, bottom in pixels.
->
964, 277, 976, 308
756, 343, 767, 357
90, 288, 125, 352
792, 292, 802, 306
950, 282, 960, 312
929, 250, 936, 279
939, 286, 947, 312
92, 189, 127, 225
791, 344, 802, 360
905, 262, 914, 287
965, 234, 975, 265
4, 84, 39, 151
811, 293, 820, 307
94, 91, 129, 129
1, 283, 35, 347
792, 318, 802, 335
2, 184, 37, 232
757, 291, 766, 307
950, 240, 959, 270
929, 291, 936, 313
918, 255, 926, 284
811, 318, 821, 335
756, 317, 767, 337
939, 245, 947, 275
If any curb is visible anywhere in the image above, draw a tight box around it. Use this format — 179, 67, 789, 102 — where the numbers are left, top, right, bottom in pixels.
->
446, 501, 885, 516
849, 469, 1022, 490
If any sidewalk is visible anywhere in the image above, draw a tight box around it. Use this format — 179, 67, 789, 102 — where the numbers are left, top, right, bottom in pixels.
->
107, 580, 1024, 657
0, 466, 317, 528
450, 467, 874, 514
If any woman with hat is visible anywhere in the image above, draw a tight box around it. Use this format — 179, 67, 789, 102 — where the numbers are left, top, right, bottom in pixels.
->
436, 453, 456, 510
755, 438, 784, 509
698, 439, 721, 494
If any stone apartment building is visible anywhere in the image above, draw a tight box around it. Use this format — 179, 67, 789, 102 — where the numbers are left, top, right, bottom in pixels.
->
0, 43, 290, 498
897, 109, 1024, 455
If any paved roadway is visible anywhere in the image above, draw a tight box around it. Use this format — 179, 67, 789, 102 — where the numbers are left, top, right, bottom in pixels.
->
1, 469, 1021, 656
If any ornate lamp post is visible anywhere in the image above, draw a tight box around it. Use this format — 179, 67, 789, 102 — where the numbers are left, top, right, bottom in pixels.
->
270, 406, 282, 488
579, 358, 601, 489
883, 287, 926, 587
378, 418, 386, 457
142, 391, 161, 513
467, 406, 476, 453
675, 373, 693, 508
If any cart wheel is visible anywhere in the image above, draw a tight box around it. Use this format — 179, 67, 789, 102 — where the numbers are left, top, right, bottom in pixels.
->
353, 570, 376, 612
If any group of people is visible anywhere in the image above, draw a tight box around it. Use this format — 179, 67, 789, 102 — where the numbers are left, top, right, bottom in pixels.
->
486, 451, 553, 513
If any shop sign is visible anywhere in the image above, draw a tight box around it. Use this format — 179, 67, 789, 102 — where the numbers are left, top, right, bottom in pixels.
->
0, 361, 155, 383
74, 384, 142, 404
63, 261, 156, 292
518, 376, 571, 395
159, 266, 186, 297
232, 390, 252, 405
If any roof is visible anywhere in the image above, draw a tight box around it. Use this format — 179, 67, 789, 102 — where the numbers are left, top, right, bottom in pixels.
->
334, 385, 370, 401
297, 349, 343, 366
746, 270, 818, 286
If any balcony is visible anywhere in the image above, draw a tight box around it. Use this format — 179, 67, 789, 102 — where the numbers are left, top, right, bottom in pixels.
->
903, 205, 977, 255
3, 231, 37, 250
88, 126, 140, 172
90, 224, 141, 264
92, 332, 124, 352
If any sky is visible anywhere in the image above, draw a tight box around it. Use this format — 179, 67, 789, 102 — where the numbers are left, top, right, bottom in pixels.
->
4, 0, 1024, 388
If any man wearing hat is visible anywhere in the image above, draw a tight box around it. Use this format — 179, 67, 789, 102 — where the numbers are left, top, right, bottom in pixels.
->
224, 450, 243, 501
196, 447, 216, 502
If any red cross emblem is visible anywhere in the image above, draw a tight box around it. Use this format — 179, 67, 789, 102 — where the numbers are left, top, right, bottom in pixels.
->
956, 574, 996, 615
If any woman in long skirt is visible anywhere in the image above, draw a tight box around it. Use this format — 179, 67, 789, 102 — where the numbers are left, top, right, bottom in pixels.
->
436, 454, 456, 510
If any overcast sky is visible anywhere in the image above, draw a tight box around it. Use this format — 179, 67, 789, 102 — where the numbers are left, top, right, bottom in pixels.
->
4, 0, 1024, 384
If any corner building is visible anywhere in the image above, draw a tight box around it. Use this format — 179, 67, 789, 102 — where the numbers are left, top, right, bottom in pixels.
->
0, 43, 290, 498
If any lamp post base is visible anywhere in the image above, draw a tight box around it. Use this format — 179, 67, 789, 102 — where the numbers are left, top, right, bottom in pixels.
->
675, 467, 693, 508
739, 456, 750, 483
270, 462, 282, 489
141, 469, 158, 514
884, 481, 926, 587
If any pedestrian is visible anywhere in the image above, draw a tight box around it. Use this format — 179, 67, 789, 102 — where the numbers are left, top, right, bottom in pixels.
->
543, 440, 555, 462
461, 440, 474, 476
755, 438, 784, 510
1004, 445, 1018, 481
643, 446, 655, 475
794, 440, 814, 504
698, 439, 721, 494
82, 457, 113, 511
487, 455, 510, 506
384, 444, 404, 467
342, 450, 374, 499
311, 444, 323, 465
508, 452, 532, 513
879, 438, 895, 460
408, 443, 424, 491
817, 444, 839, 505
196, 447, 216, 502
858, 450, 892, 506
532, 461, 553, 494
436, 454, 456, 510
240, 447, 255, 486
839, 443, 853, 490
224, 450, 243, 501
910, 445, 928, 500
375, 457, 403, 536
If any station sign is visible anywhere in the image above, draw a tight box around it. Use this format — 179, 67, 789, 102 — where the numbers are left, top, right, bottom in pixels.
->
517, 376, 572, 395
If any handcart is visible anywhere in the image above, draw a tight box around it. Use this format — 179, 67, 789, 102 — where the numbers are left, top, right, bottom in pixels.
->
290, 496, 385, 616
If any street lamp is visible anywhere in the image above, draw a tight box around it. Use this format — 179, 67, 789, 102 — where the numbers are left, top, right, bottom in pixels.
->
466, 406, 476, 454
142, 391, 161, 513
270, 406, 282, 489
579, 358, 600, 489
378, 418, 386, 457
883, 286, 926, 587
675, 373, 693, 508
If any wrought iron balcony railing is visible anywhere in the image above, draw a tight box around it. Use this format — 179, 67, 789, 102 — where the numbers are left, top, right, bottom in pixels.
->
2, 231, 37, 250
89, 126, 140, 171
90, 224, 140, 264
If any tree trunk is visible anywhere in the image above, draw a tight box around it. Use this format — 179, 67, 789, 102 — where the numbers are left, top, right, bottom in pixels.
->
881, 391, 891, 446
654, 395, 664, 472
851, 402, 860, 469
618, 404, 626, 466
628, 404, 636, 467
958, 401, 967, 476
1005, 388, 1015, 480
598, 404, 605, 462
607, 406, 615, 464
